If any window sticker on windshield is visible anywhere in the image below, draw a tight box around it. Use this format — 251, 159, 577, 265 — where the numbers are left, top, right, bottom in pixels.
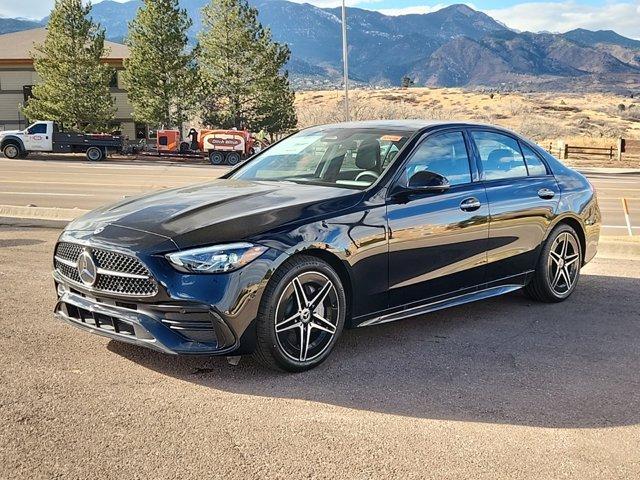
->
380, 135, 405, 142
269, 134, 324, 155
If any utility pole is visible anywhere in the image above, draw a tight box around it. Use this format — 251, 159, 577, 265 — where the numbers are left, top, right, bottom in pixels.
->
341, 0, 350, 122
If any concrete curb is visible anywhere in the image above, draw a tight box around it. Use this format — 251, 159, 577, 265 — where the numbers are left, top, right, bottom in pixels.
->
577, 167, 640, 175
0, 205, 88, 229
597, 236, 640, 260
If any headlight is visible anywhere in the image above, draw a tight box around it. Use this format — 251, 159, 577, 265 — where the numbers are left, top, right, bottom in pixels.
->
165, 243, 268, 273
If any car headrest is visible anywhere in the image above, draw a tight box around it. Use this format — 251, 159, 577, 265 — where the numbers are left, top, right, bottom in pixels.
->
355, 140, 380, 170
487, 148, 515, 165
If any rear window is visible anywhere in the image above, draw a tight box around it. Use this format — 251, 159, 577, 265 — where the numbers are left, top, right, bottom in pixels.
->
471, 131, 528, 180
520, 143, 548, 176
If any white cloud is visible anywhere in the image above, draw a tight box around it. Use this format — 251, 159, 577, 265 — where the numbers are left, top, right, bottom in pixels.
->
377, 4, 448, 16
287, 0, 382, 8
485, 1, 640, 39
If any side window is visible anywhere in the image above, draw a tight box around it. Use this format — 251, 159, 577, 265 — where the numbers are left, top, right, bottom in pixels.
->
403, 131, 471, 186
27, 123, 47, 135
471, 131, 528, 180
520, 143, 548, 176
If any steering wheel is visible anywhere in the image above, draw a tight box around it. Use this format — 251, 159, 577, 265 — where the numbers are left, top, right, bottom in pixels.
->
355, 170, 380, 183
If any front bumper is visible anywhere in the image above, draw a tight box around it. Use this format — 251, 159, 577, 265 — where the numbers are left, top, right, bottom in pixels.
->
54, 285, 239, 355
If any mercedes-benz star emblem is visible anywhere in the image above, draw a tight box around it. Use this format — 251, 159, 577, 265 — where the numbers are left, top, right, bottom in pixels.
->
77, 250, 97, 286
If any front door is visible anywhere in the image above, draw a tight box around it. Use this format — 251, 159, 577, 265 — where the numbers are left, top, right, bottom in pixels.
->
468, 130, 559, 283
22, 123, 50, 151
387, 130, 490, 309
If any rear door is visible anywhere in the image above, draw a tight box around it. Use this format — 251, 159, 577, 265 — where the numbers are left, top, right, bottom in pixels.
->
469, 129, 559, 285
386, 130, 490, 308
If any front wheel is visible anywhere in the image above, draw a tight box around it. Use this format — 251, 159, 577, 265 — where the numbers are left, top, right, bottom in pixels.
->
254, 255, 346, 372
525, 224, 582, 302
3, 143, 21, 159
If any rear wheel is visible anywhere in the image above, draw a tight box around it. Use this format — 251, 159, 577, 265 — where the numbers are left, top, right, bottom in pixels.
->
525, 224, 582, 302
226, 152, 241, 165
86, 146, 104, 161
254, 255, 346, 372
209, 151, 225, 165
3, 143, 20, 159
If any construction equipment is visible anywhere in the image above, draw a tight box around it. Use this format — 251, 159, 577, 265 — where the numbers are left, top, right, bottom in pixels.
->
152, 128, 267, 165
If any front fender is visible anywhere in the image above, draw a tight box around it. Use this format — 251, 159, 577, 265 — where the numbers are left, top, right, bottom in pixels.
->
0, 135, 25, 151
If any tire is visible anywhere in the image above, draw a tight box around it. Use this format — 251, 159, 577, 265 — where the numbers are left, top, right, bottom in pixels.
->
525, 224, 582, 303
254, 255, 346, 372
179, 141, 190, 154
209, 151, 225, 165
226, 152, 241, 165
86, 146, 104, 161
3, 143, 21, 159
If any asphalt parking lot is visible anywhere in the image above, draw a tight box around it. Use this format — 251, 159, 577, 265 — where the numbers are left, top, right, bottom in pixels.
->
1, 226, 638, 479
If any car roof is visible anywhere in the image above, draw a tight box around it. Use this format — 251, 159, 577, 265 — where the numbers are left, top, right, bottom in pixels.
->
315, 120, 523, 137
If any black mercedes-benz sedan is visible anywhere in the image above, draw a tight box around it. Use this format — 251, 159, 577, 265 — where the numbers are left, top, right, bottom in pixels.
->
53, 120, 600, 371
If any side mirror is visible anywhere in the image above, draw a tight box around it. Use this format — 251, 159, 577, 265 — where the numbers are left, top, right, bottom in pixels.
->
407, 170, 450, 193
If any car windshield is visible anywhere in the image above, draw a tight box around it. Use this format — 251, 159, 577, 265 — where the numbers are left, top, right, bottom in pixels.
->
229, 126, 413, 189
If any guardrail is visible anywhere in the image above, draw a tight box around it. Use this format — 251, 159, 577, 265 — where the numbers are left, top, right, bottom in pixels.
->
547, 138, 640, 161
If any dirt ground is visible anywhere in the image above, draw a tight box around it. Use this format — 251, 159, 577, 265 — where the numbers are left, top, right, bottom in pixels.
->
1, 226, 639, 479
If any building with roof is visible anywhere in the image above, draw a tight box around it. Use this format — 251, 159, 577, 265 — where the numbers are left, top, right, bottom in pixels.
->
0, 28, 142, 138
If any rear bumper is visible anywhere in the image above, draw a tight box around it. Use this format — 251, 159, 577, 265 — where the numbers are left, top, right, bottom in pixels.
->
54, 287, 239, 355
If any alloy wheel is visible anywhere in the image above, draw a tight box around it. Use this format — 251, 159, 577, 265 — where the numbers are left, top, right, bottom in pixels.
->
274, 271, 339, 362
547, 232, 580, 296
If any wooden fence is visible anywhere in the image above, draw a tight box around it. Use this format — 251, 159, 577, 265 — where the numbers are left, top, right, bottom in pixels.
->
546, 138, 640, 161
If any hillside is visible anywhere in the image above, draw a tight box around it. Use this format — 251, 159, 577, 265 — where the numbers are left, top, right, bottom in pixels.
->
295, 87, 640, 144
3, 1, 640, 91
0, 17, 40, 35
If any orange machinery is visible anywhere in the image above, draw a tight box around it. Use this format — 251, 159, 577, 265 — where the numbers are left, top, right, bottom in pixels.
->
156, 130, 182, 153
154, 128, 266, 165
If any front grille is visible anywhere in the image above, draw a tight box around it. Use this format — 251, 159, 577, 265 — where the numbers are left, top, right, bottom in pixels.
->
54, 241, 158, 297
63, 302, 136, 337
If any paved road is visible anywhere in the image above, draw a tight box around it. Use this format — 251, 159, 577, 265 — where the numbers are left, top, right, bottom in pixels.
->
0, 157, 638, 236
1, 226, 638, 479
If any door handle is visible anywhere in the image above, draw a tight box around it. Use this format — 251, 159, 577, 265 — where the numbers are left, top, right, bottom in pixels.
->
538, 188, 555, 199
460, 197, 481, 212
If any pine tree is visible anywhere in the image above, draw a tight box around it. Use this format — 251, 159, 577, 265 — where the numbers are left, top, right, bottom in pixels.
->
198, 0, 296, 134
123, 0, 198, 129
22, 0, 115, 132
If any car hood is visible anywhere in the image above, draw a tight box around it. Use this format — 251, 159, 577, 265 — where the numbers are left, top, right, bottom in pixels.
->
66, 179, 363, 249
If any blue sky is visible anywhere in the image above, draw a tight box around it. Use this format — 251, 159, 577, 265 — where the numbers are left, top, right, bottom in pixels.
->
1, 0, 639, 38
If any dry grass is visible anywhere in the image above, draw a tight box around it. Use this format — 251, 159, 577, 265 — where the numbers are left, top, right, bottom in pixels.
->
295, 88, 640, 147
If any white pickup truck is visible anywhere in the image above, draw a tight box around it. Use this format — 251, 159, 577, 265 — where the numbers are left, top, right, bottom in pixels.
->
0, 121, 124, 161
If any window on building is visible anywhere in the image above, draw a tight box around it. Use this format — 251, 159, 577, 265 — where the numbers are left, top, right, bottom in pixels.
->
109, 71, 119, 88
23, 85, 34, 104
135, 123, 148, 140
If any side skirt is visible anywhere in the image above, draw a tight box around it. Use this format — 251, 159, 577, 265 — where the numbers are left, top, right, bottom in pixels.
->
357, 284, 523, 328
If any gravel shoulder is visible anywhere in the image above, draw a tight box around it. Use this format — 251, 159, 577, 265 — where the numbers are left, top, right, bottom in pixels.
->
1, 226, 639, 479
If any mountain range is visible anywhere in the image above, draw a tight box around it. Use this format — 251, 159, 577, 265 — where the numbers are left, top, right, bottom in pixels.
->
2, 0, 640, 91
